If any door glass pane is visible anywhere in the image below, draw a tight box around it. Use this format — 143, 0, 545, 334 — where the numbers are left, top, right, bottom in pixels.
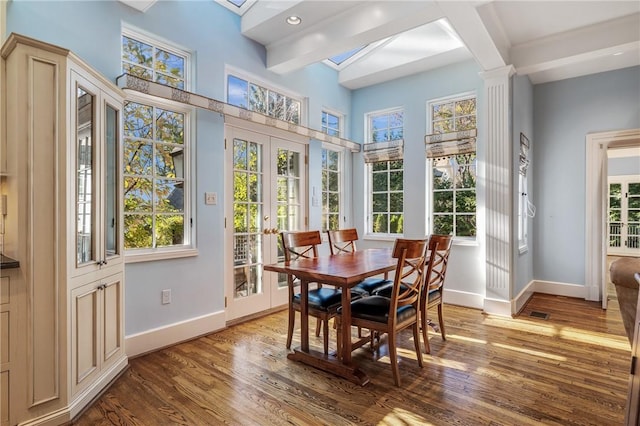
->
233, 138, 264, 299
105, 105, 119, 257
77, 87, 95, 265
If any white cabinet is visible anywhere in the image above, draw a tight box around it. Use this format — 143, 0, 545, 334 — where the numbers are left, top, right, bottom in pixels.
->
71, 273, 124, 396
1, 33, 127, 425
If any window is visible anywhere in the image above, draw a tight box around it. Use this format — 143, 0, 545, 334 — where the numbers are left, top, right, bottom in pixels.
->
227, 74, 302, 125
321, 147, 342, 231
427, 94, 476, 239
365, 108, 404, 236
321, 110, 341, 137
122, 30, 193, 254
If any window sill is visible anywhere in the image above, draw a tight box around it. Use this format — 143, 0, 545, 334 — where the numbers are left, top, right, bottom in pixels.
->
125, 248, 199, 264
363, 233, 404, 242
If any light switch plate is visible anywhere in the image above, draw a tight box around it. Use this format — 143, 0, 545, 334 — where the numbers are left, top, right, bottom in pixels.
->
205, 192, 217, 205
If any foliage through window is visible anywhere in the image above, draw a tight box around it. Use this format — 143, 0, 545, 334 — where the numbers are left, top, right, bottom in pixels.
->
122, 33, 187, 90
227, 74, 301, 125
366, 109, 404, 235
428, 95, 477, 238
321, 148, 341, 231
122, 30, 191, 252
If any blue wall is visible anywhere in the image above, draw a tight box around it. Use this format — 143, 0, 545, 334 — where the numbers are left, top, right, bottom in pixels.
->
533, 66, 640, 285
609, 156, 640, 176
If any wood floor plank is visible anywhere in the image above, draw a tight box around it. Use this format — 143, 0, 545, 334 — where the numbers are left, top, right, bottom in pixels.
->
74, 289, 631, 425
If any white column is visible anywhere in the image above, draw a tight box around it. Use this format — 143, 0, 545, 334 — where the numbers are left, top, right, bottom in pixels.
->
481, 65, 515, 315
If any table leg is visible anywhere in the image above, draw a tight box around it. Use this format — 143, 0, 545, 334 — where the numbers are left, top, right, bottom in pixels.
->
340, 285, 352, 364
300, 279, 309, 353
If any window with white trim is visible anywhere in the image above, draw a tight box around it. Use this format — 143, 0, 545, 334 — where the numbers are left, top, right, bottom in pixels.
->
518, 174, 528, 250
427, 94, 476, 238
321, 110, 341, 137
365, 108, 404, 235
122, 29, 193, 253
321, 147, 342, 231
227, 73, 302, 125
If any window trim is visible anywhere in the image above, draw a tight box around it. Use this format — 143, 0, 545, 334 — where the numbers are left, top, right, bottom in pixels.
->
426, 91, 477, 242
121, 29, 196, 261
518, 173, 529, 253
364, 106, 405, 238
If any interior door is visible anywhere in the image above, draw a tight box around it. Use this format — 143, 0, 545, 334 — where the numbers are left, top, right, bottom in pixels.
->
608, 177, 640, 257
225, 127, 306, 321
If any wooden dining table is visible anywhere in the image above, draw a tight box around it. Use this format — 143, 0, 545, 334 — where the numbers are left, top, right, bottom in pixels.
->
264, 247, 396, 386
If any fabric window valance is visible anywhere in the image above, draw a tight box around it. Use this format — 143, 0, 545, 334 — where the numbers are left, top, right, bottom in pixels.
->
425, 129, 477, 159
362, 139, 404, 163
116, 73, 361, 153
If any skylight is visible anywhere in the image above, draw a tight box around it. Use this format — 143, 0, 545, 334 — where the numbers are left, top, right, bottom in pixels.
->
328, 46, 365, 65
227, 0, 246, 7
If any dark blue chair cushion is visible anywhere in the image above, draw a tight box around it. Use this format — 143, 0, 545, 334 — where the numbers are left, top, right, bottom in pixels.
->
427, 288, 442, 303
293, 288, 343, 310
371, 282, 410, 298
338, 296, 417, 323
353, 278, 391, 296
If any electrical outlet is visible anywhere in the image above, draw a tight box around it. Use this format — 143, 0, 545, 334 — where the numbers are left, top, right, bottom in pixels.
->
161, 289, 171, 305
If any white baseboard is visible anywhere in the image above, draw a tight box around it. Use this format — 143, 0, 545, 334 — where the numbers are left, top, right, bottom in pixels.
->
125, 310, 226, 357
443, 289, 484, 310
532, 280, 586, 299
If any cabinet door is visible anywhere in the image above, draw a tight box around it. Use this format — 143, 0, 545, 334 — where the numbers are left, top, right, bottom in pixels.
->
101, 94, 123, 268
101, 273, 123, 368
71, 71, 124, 278
70, 282, 100, 396
72, 72, 101, 276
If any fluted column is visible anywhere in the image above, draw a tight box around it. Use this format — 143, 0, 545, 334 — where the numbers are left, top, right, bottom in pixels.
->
481, 65, 515, 315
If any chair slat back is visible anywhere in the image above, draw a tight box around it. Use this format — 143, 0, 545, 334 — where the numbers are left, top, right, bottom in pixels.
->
280, 230, 322, 261
389, 238, 428, 310
424, 234, 453, 293
326, 228, 359, 255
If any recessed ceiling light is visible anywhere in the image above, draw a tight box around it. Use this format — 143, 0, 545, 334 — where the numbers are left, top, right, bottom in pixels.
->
286, 16, 302, 25
613, 52, 624, 56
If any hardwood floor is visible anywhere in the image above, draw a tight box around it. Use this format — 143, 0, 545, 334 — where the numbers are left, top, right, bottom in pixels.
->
75, 292, 631, 426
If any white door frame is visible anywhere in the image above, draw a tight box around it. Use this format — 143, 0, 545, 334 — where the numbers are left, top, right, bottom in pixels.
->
585, 128, 640, 309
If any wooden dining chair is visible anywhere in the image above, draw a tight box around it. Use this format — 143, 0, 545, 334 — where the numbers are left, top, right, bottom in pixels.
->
421, 234, 453, 354
280, 230, 343, 355
336, 238, 427, 386
326, 228, 388, 295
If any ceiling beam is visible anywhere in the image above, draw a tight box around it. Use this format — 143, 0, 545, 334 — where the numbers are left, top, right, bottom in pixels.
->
435, 0, 506, 71
265, 1, 444, 74
511, 13, 640, 76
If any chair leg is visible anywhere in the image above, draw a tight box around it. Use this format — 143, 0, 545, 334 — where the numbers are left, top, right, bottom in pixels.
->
438, 303, 446, 340
388, 331, 401, 387
286, 307, 295, 349
412, 323, 423, 368
323, 318, 329, 355
421, 308, 431, 354
335, 317, 342, 360
315, 317, 322, 337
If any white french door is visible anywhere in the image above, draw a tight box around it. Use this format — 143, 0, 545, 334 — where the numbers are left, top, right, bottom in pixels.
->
225, 126, 307, 321
608, 176, 640, 256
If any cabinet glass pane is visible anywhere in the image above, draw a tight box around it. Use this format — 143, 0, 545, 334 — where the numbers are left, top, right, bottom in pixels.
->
76, 87, 95, 265
105, 105, 119, 257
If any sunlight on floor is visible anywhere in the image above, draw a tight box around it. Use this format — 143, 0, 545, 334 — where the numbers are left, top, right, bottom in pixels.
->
378, 407, 434, 426
559, 326, 629, 350
490, 342, 567, 361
